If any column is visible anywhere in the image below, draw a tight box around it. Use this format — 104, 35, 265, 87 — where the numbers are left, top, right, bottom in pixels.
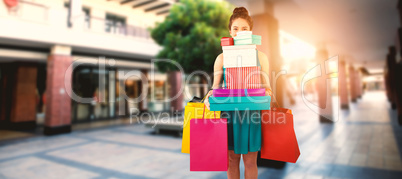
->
386, 46, 397, 109
252, 1, 284, 106
139, 69, 148, 113
168, 71, 184, 112
395, 60, 402, 125
339, 60, 349, 109
356, 69, 363, 98
396, 2, 402, 124
349, 66, 357, 102
315, 48, 333, 123
44, 45, 73, 135
398, 0, 402, 25
9, 65, 37, 129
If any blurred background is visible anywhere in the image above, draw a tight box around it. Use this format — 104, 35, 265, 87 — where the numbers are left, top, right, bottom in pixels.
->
0, 0, 402, 178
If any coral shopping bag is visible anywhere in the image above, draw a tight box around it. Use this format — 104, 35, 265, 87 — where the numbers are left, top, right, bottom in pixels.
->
260, 96, 300, 163
181, 96, 220, 154
190, 107, 228, 171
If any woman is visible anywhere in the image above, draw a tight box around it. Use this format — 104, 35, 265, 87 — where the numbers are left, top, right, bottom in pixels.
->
204, 7, 272, 179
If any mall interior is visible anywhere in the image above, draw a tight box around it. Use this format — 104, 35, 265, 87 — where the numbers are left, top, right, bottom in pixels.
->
0, 0, 402, 178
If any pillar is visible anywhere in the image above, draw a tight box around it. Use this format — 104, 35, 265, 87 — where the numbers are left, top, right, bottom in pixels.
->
396, 62, 402, 125
315, 48, 333, 123
252, 1, 284, 106
384, 66, 392, 103
398, 0, 402, 26
339, 60, 349, 109
395, 1, 402, 124
168, 71, 184, 112
360, 70, 364, 97
395, 27, 402, 124
349, 66, 358, 102
9, 65, 37, 129
44, 45, 73, 135
386, 46, 397, 109
139, 69, 148, 113
356, 69, 363, 98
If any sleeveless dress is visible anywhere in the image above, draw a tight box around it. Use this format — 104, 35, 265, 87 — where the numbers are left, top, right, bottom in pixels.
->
221, 54, 262, 155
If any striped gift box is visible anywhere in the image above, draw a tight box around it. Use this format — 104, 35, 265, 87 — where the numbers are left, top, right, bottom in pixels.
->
224, 66, 262, 89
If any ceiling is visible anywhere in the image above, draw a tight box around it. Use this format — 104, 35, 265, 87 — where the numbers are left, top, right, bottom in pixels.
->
228, 0, 400, 73
108, 0, 175, 15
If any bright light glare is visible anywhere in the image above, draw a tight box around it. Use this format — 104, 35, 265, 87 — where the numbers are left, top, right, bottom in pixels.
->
279, 30, 316, 62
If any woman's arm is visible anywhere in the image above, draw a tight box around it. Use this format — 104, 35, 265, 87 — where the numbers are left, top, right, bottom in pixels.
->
212, 53, 224, 89
204, 54, 223, 110
258, 51, 272, 96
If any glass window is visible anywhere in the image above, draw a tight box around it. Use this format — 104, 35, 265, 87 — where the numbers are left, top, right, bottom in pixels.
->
105, 14, 126, 35
64, 2, 71, 28
72, 67, 92, 121
64, 2, 91, 29
83, 7, 91, 29
72, 66, 113, 122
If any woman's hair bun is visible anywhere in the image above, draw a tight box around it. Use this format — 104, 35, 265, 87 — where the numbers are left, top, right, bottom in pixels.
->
233, 7, 249, 15
228, 7, 253, 30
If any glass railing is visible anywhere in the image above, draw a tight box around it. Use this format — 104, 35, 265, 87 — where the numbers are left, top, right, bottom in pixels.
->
86, 16, 152, 40
5, 1, 151, 40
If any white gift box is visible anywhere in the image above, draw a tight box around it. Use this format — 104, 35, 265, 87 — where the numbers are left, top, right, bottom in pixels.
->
222, 45, 258, 68
236, 31, 252, 36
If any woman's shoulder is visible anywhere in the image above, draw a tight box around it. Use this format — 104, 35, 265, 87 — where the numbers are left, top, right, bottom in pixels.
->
215, 53, 223, 62
217, 53, 223, 59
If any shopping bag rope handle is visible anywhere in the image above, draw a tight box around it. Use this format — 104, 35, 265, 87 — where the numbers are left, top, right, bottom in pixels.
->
200, 93, 208, 103
271, 92, 279, 108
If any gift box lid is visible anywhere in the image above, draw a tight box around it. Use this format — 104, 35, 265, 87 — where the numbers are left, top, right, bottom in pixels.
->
234, 38, 261, 45
222, 45, 258, 68
220, 37, 234, 46
213, 88, 265, 97
234, 34, 262, 40
222, 44, 256, 50
236, 31, 252, 36
209, 96, 270, 104
221, 37, 233, 42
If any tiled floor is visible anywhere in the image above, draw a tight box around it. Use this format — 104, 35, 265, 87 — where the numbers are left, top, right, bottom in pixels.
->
0, 91, 401, 179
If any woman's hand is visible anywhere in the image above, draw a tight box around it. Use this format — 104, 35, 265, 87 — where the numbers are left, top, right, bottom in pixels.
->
204, 90, 213, 110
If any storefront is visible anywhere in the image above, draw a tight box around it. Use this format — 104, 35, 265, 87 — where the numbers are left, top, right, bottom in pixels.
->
70, 57, 171, 123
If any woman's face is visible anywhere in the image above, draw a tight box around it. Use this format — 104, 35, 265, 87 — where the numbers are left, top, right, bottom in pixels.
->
230, 18, 250, 37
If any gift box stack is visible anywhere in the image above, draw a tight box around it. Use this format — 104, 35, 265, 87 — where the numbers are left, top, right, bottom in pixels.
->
184, 32, 298, 173
210, 31, 270, 111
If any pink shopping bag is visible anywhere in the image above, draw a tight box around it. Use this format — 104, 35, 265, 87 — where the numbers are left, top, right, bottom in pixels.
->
190, 108, 228, 171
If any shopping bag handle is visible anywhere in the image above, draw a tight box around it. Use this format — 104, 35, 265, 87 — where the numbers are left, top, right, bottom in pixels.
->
202, 105, 216, 119
271, 92, 279, 108
200, 92, 210, 103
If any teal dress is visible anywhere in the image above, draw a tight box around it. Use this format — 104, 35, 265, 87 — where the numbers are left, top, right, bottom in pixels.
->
222, 110, 262, 154
222, 56, 262, 155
